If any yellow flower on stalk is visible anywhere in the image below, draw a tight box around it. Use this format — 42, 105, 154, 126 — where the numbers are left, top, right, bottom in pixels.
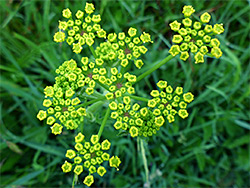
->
109, 156, 121, 170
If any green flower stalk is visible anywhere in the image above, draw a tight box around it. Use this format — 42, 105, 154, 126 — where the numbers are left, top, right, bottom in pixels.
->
169, 5, 224, 63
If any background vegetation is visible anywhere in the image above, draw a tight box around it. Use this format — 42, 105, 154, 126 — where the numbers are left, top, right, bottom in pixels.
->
0, 0, 249, 187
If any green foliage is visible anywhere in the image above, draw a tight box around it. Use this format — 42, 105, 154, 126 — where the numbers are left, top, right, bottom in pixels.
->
0, 0, 249, 187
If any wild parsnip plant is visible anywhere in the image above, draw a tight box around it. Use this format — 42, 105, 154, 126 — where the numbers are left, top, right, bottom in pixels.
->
37, 3, 224, 187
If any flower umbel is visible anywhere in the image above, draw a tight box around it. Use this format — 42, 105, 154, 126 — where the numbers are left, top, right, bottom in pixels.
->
62, 134, 121, 186
169, 6, 224, 63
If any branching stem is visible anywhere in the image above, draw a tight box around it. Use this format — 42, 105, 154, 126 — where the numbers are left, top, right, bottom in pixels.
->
97, 107, 111, 139
89, 46, 97, 59
136, 54, 174, 83
124, 94, 149, 102
76, 96, 106, 108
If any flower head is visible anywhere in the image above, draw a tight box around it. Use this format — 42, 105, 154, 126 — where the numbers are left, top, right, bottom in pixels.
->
170, 6, 224, 63
147, 80, 194, 123
54, 3, 106, 53
62, 134, 121, 185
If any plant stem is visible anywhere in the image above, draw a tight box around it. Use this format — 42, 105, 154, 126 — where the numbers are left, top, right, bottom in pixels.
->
124, 94, 149, 102
72, 174, 77, 188
136, 54, 174, 83
97, 107, 111, 139
76, 96, 106, 108
96, 80, 110, 91
80, 120, 84, 133
89, 46, 97, 59
140, 138, 150, 188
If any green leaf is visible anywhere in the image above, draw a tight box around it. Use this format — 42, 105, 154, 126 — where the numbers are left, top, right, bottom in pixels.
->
195, 150, 205, 172
234, 119, 250, 130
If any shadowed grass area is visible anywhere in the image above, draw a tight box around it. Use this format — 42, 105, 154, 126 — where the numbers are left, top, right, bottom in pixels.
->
0, 0, 249, 187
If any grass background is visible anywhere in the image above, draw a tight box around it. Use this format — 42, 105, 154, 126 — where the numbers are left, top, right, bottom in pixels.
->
0, 0, 250, 187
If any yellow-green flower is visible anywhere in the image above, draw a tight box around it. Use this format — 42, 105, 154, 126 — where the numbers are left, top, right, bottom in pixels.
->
75, 132, 85, 143
169, 45, 180, 56
37, 110, 47, 121
62, 8, 71, 18
129, 126, 138, 137
178, 109, 189, 119
211, 47, 223, 58
109, 156, 121, 170
183, 92, 194, 103
128, 27, 137, 37
76, 10, 84, 19
47, 116, 55, 125
101, 139, 111, 150
61, 161, 72, 173
74, 165, 83, 175
44, 86, 54, 97
58, 21, 68, 30
97, 166, 106, 177
85, 3, 95, 14
169, 20, 181, 31
72, 43, 82, 54
213, 24, 224, 35
53, 32, 65, 42
90, 135, 99, 144
83, 175, 94, 187
194, 52, 204, 64
155, 116, 165, 127
65, 149, 76, 159
182, 5, 195, 17
140, 32, 153, 43
170, 6, 224, 63
200, 12, 211, 23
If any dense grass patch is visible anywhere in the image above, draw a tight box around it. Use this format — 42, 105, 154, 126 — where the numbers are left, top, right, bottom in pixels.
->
0, 0, 249, 187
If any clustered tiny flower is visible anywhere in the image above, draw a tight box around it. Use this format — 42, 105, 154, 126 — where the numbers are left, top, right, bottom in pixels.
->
36, 3, 224, 187
54, 2, 106, 54
61, 133, 121, 186
169, 5, 224, 63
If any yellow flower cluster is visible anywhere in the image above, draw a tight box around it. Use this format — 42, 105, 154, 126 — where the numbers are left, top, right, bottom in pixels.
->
95, 27, 153, 69
61, 133, 120, 187
105, 71, 136, 100
147, 80, 194, 123
37, 59, 88, 134
169, 5, 224, 63
54, 2, 106, 53
109, 96, 163, 138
